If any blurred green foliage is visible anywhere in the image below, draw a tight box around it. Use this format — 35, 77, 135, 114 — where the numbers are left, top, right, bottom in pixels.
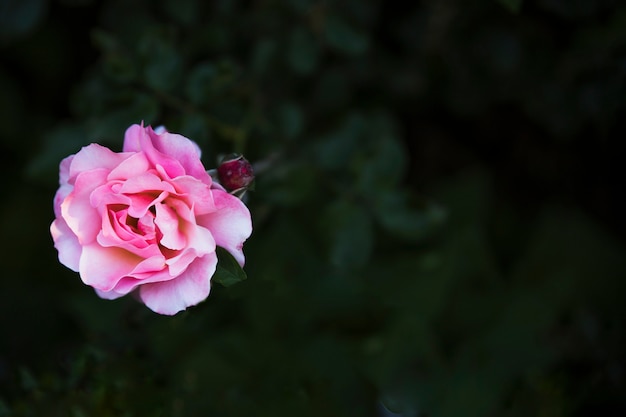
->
1, 0, 625, 416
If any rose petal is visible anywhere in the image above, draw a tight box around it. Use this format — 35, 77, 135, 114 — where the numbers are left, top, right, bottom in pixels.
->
137, 125, 189, 179
94, 288, 126, 300
121, 124, 144, 153
59, 155, 74, 186
62, 168, 110, 245
126, 191, 168, 219
79, 244, 143, 291
97, 212, 162, 258
109, 267, 174, 294
197, 189, 252, 266
154, 202, 186, 250
123, 124, 211, 184
85, 250, 167, 296
107, 152, 151, 181
90, 181, 129, 211
119, 172, 174, 195
148, 128, 211, 184
138, 253, 217, 315
163, 200, 216, 276
68, 144, 130, 184
170, 176, 216, 215
53, 182, 73, 218
50, 217, 81, 272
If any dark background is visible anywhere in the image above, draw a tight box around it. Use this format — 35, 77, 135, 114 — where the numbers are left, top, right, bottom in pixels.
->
1, 0, 625, 416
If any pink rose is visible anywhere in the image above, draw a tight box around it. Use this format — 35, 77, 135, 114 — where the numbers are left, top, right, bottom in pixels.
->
50, 124, 252, 315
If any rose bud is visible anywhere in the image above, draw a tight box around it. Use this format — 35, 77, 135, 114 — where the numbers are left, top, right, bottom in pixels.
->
217, 154, 255, 192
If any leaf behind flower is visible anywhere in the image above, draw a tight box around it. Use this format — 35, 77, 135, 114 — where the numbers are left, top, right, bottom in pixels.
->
213, 246, 247, 287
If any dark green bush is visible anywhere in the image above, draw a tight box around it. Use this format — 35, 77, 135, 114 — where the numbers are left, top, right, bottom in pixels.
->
1, 0, 625, 415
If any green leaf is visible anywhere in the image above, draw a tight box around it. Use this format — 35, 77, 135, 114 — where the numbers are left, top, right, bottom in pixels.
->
324, 15, 368, 56
138, 31, 183, 92
185, 62, 218, 105
180, 112, 210, 151
277, 102, 304, 140
0, 398, 10, 416
25, 124, 91, 184
213, 247, 247, 287
186, 60, 239, 105
261, 162, 317, 206
496, 0, 522, 13
19, 367, 38, 391
91, 29, 119, 52
354, 115, 407, 191
287, 27, 319, 75
312, 113, 365, 171
435, 370, 502, 417
323, 200, 374, 268
432, 169, 493, 229
509, 207, 626, 310
0, 0, 46, 42
287, 0, 313, 14
251, 38, 276, 75
0, 69, 25, 148
313, 68, 350, 111
85, 92, 160, 142
161, 0, 199, 25
373, 191, 446, 241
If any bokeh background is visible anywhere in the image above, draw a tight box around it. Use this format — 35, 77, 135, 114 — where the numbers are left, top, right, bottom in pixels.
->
1, 0, 625, 416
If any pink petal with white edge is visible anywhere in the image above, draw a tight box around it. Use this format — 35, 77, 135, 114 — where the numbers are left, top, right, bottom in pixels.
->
109, 267, 174, 294
138, 253, 217, 315
62, 168, 110, 245
59, 155, 74, 186
79, 244, 143, 291
53, 181, 73, 218
50, 217, 82, 272
197, 189, 252, 266
95, 288, 125, 300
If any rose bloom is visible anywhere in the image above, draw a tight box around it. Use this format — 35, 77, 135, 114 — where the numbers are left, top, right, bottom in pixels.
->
50, 124, 252, 315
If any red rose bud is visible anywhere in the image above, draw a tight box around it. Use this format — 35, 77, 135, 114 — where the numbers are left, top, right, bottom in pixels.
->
217, 155, 255, 192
